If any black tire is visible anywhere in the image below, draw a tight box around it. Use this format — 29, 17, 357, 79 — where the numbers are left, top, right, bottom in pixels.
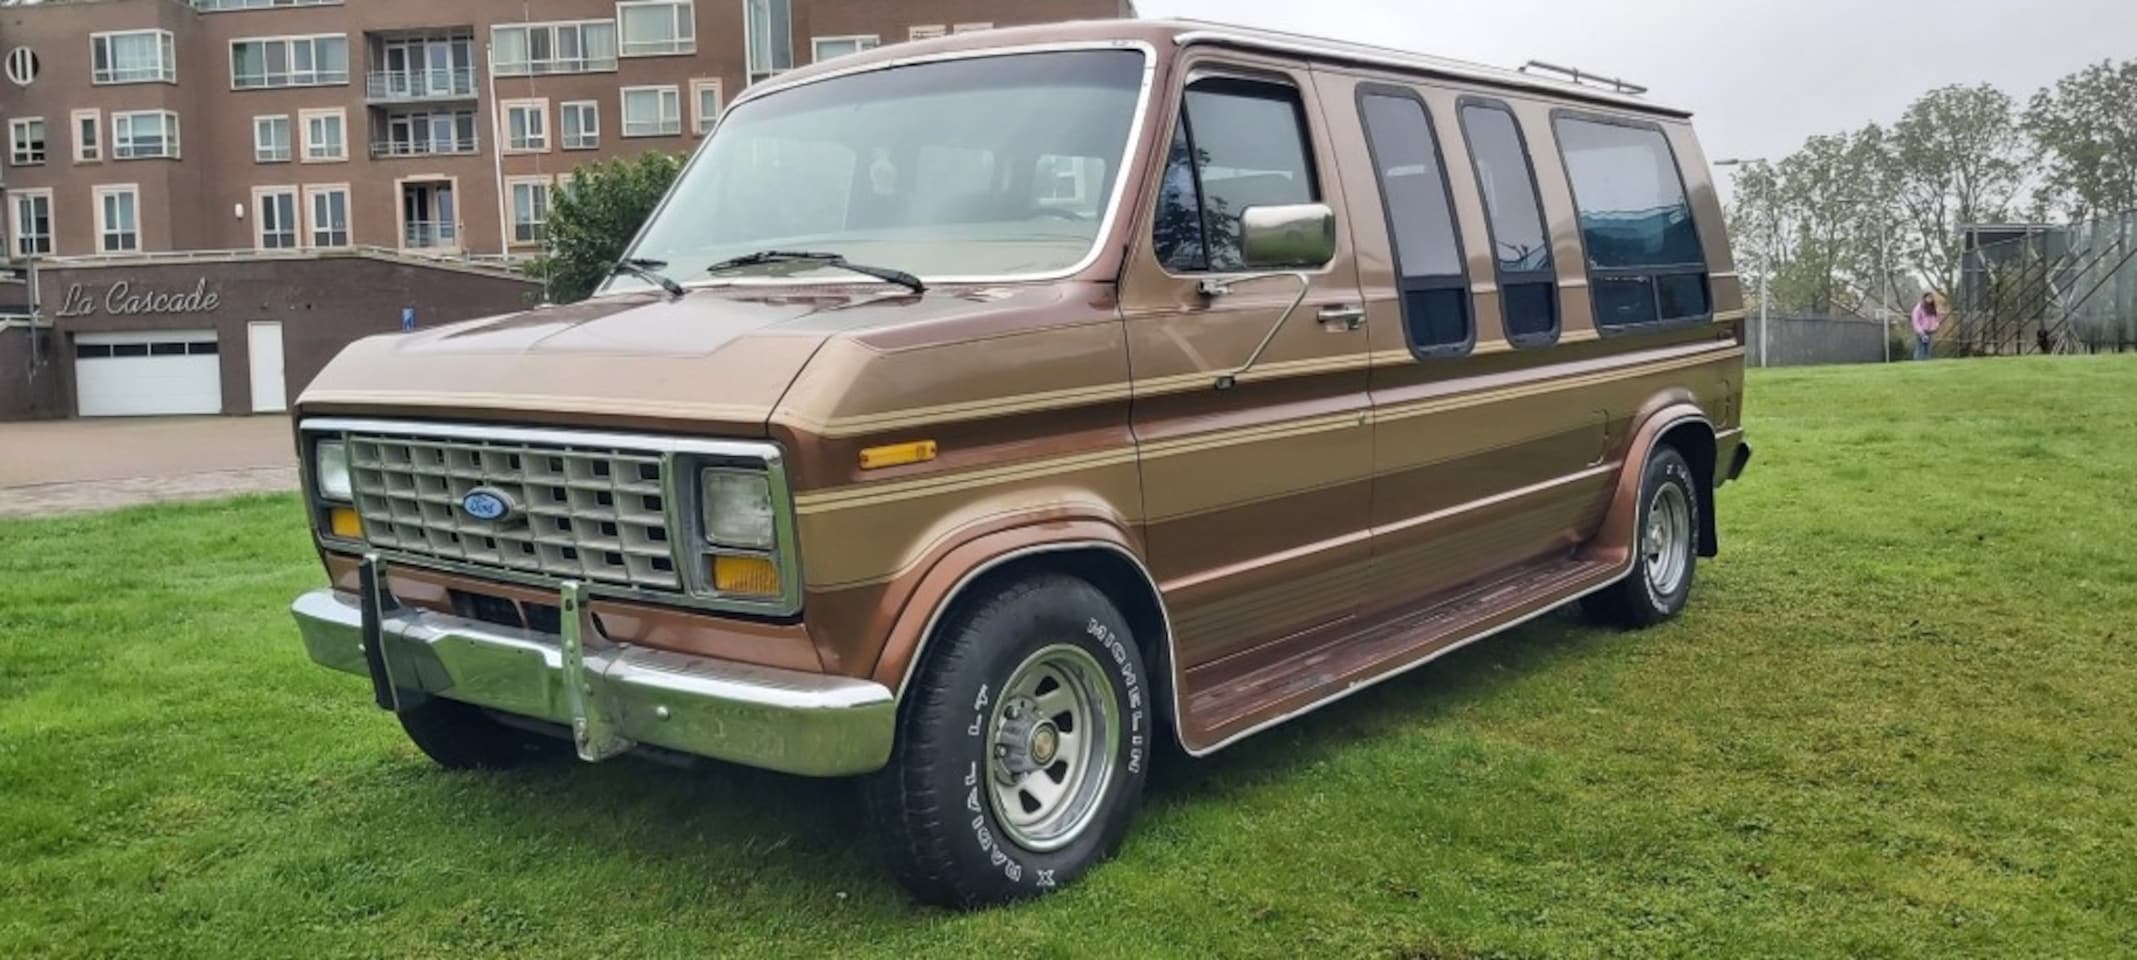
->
1583, 446, 1701, 629
396, 697, 563, 771
864, 573, 1153, 908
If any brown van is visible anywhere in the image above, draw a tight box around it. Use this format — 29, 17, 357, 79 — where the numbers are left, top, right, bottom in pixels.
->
289, 19, 1751, 907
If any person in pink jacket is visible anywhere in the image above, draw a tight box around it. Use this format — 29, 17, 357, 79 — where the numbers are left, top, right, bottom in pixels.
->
1911, 293, 1943, 361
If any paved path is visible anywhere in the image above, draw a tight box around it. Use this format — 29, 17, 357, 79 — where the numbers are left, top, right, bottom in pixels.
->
0, 416, 299, 518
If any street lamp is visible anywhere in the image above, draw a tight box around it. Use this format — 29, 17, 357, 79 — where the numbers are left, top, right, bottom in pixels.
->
1715, 158, 1772, 367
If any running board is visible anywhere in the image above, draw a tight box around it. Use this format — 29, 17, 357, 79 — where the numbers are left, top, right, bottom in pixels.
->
1179, 553, 1625, 753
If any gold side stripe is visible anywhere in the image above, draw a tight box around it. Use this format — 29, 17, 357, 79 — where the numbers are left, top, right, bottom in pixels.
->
792, 344, 1743, 514
786, 381, 1137, 439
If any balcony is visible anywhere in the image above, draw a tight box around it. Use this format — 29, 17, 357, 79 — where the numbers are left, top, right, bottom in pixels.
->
365, 68, 476, 104
370, 135, 480, 160
403, 220, 459, 250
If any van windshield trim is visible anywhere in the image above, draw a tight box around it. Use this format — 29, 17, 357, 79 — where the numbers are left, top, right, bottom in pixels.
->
600, 40, 1159, 298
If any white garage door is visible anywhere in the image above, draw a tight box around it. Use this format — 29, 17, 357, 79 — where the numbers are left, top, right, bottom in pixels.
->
74, 330, 224, 417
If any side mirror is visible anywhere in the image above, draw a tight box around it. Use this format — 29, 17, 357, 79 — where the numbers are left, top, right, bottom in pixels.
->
1239, 203, 1337, 269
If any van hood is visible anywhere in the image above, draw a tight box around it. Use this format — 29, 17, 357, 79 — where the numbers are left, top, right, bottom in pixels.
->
297, 286, 957, 436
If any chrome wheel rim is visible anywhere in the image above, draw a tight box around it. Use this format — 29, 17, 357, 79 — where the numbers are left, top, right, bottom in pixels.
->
986, 643, 1119, 853
1643, 482, 1692, 597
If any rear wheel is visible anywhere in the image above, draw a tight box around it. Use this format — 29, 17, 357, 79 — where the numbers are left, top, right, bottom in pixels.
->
865, 573, 1152, 908
396, 697, 562, 771
1584, 446, 1701, 629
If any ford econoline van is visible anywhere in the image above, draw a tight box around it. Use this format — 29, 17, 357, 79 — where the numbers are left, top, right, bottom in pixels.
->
290, 19, 1752, 907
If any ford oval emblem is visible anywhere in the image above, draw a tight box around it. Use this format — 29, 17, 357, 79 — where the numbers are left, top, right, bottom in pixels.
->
460, 487, 519, 523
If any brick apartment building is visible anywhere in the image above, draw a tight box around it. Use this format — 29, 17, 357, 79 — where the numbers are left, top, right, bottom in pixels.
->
0, 0, 1134, 419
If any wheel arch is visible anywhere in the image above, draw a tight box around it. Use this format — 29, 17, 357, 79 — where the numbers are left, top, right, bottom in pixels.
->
874, 527, 1183, 748
1582, 401, 1718, 569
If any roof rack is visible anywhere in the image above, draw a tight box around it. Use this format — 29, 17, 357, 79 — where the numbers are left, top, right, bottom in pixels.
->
1517, 60, 1648, 96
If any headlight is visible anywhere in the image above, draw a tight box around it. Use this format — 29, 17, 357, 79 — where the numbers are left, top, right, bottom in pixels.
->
315, 440, 353, 502
700, 469, 775, 549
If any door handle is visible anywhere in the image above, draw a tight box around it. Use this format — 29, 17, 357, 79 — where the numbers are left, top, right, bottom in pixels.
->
1317, 305, 1366, 332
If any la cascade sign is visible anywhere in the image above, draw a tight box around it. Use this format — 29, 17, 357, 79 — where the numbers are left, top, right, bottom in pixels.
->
53, 278, 222, 319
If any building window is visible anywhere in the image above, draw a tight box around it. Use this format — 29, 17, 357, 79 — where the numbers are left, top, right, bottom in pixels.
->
1154, 78, 1320, 274
6, 47, 39, 86
254, 115, 291, 162
96, 185, 141, 253
744, 0, 790, 83
92, 30, 177, 84
231, 35, 350, 89
621, 85, 680, 137
306, 184, 350, 247
503, 99, 549, 152
508, 178, 552, 245
561, 101, 599, 149
378, 110, 477, 158
689, 79, 721, 135
492, 20, 617, 76
10, 117, 44, 165
619, 0, 696, 57
10, 189, 53, 256
909, 25, 947, 41
952, 23, 993, 33
1554, 115, 1710, 328
1460, 102, 1558, 345
810, 35, 878, 63
1359, 89, 1472, 355
301, 108, 346, 161
371, 34, 475, 101
112, 110, 180, 160
73, 109, 101, 162
255, 186, 299, 249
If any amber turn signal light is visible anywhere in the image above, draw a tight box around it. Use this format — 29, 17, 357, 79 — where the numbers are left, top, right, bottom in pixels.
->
859, 440, 938, 470
328, 507, 363, 540
712, 554, 782, 596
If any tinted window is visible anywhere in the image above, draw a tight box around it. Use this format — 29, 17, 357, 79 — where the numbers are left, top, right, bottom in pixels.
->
1461, 103, 1559, 343
1555, 116, 1709, 327
1359, 90, 1469, 354
1156, 79, 1319, 273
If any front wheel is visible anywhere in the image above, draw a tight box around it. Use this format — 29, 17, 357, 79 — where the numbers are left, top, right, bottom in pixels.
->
1583, 446, 1701, 629
864, 573, 1152, 908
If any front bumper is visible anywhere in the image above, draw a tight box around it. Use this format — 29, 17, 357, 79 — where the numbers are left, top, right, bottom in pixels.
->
291, 560, 895, 777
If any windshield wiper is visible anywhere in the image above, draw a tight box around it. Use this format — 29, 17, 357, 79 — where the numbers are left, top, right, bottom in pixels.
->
612, 257, 687, 299
704, 250, 926, 295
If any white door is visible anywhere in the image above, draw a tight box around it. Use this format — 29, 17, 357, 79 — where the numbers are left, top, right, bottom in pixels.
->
74, 330, 223, 417
248, 321, 287, 413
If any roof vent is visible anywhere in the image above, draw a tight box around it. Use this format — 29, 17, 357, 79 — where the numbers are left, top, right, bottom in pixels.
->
1517, 60, 1647, 96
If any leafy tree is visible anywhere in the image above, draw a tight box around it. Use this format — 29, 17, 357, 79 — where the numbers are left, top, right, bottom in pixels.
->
1724, 127, 1904, 318
2024, 59, 2137, 221
525, 151, 685, 303
1884, 84, 2029, 300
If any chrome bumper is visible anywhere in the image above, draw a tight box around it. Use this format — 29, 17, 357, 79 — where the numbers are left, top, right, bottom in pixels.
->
290, 559, 894, 777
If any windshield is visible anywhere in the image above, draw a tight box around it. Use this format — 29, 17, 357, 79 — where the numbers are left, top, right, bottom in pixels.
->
608, 49, 1147, 294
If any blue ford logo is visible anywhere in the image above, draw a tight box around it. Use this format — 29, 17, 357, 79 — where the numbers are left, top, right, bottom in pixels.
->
460, 487, 519, 523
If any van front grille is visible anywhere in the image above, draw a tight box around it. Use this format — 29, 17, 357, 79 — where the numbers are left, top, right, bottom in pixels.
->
346, 431, 682, 592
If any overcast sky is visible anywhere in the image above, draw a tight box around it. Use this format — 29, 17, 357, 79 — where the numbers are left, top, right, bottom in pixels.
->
1136, 0, 2137, 178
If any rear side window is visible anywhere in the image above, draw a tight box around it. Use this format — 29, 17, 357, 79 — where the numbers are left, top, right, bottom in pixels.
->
1358, 88, 1470, 356
1554, 116, 1710, 329
1154, 78, 1319, 273
1460, 102, 1559, 345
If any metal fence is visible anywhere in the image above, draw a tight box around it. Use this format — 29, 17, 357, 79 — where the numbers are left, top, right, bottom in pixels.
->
1746, 312, 1895, 367
1957, 212, 2137, 355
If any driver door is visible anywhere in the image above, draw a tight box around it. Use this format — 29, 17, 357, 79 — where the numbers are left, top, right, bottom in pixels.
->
1122, 59, 1375, 676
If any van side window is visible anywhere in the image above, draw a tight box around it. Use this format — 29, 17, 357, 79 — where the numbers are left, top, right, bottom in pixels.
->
1460, 103, 1558, 344
1358, 89, 1470, 355
1553, 116, 1711, 329
1154, 78, 1320, 273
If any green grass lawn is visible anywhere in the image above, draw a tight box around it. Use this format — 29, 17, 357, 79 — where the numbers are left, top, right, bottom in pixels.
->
5, 356, 2135, 959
